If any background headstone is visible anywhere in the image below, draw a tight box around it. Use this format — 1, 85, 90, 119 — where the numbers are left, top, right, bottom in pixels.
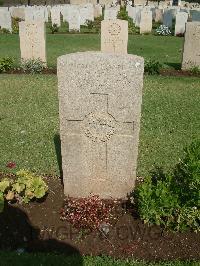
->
0, 10, 12, 32
68, 9, 80, 32
182, 22, 200, 69
155, 8, 163, 22
101, 19, 128, 54
140, 10, 152, 34
51, 6, 61, 26
104, 7, 118, 20
163, 8, 173, 28
19, 21, 46, 63
57, 52, 144, 198
175, 11, 188, 35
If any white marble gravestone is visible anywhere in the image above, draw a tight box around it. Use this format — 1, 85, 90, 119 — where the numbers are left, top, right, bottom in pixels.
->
0, 10, 12, 32
182, 22, 200, 69
101, 19, 128, 54
68, 9, 80, 32
57, 52, 144, 198
19, 21, 46, 63
175, 11, 188, 35
140, 10, 152, 34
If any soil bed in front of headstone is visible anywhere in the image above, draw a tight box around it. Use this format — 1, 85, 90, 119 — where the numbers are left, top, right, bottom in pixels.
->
3, 68, 200, 78
0, 176, 199, 262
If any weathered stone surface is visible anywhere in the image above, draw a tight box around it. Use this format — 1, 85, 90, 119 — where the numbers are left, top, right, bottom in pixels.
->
140, 10, 152, 34
182, 22, 200, 69
101, 19, 128, 54
57, 52, 144, 199
175, 11, 188, 35
19, 21, 46, 63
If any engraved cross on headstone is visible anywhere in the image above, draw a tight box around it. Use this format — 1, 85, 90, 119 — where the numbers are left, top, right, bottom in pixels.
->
65, 92, 134, 175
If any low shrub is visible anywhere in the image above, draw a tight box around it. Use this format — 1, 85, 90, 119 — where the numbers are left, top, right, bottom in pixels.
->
144, 59, 162, 75
174, 140, 200, 207
134, 140, 200, 232
155, 25, 171, 36
0, 169, 48, 205
20, 59, 46, 74
0, 28, 11, 34
12, 17, 21, 34
60, 195, 115, 231
50, 23, 59, 34
85, 17, 102, 33
0, 57, 14, 73
189, 66, 200, 75
117, 6, 138, 34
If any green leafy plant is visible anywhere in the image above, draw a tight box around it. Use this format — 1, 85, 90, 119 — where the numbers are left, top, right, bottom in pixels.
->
117, 6, 138, 34
0, 170, 48, 205
0, 57, 14, 73
50, 23, 59, 34
144, 59, 162, 75
174, 140, 200, 207
189, 66, 200, 75
20, 59, 46, 74
12, 169, 48, 203
12, 17, 21, 34
0, 28, 11, 34
134, 140, 200, 232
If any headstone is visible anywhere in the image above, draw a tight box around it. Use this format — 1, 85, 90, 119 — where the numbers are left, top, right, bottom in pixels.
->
175, 11, 188, 35
79, 5, 94, 25
0, 10, 12, 32
190, 10, 200, 22
51, 6, 61, 26
104, 7, 118, 20
134, 0, 146, 5
140, 10, 152, 34
57, 52, 144, 199
182, 22, 200, 69
99, 0, 113, 5
68, 9, 80, 32
155, 8, 163, 22
11, 7, 25, 20
94, 4, 102, 18
135, 7, 142, 27
24, 7, 34, 21
19, 21, 46, 63
163, 9, 173, 28
101, 19, 128, 54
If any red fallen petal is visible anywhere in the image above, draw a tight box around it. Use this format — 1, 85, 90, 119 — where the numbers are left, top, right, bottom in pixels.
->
6, 161, 16, 168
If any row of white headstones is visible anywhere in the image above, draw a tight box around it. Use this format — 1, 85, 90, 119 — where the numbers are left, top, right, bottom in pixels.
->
19, 18, 200, 71
0, 4, 200, 34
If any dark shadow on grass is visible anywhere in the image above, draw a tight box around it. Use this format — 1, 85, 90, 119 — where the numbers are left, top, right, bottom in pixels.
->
0, 202, 83, 265
54, 133, 63, 184
164, 62, 181, 70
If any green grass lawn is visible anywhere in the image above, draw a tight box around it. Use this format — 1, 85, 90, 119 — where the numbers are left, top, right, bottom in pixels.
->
0, 252, 199, 266
0, 74, 199, 177
0, 34, 183, 68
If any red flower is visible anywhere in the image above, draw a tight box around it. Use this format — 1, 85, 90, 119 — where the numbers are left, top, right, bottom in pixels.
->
6, 161, 16, 169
